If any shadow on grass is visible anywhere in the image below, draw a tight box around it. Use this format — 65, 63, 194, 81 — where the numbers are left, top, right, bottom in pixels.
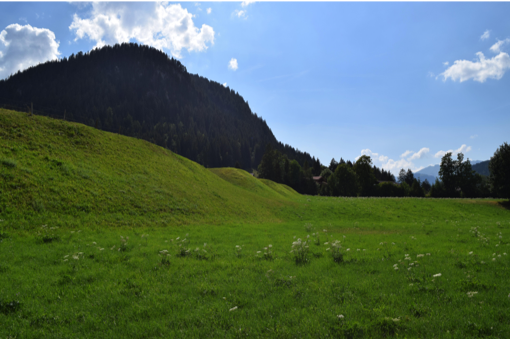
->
498, 200, 510, 211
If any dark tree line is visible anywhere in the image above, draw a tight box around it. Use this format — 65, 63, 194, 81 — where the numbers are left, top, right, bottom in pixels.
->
258, 148, 399, 196
429, 143, 509, 199
0, 43, 316, 171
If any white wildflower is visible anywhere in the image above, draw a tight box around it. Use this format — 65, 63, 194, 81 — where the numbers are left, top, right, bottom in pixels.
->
467, 291, 478, 297
72, 255, 79, 260
433, 273, 441, 277
92, 242, 97, 245
426, 253, 431, 256
324, 242, 329, 245
326, 248, 330, 251
337, 314, 344, 319
346, 248, 350, 251
229, 306, 238, 312
417, 254, 424, 258
268, 245, 272, 248
469, 251, 473, 255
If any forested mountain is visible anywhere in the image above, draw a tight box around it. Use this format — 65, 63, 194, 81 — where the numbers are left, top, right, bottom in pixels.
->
0, 43, 318, 171
472, 160, 490, 177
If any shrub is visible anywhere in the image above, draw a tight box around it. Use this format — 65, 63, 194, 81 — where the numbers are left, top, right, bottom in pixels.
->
291, 238, 309, 264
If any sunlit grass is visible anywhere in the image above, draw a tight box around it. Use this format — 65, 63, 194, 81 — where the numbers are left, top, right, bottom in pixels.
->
1, 109, 510, 337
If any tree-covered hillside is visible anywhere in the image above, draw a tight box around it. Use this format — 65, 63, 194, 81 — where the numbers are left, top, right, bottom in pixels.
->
0, 43, 317, 171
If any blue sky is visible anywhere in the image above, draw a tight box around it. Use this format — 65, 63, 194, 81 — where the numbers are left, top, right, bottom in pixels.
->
1, 2, 509, 174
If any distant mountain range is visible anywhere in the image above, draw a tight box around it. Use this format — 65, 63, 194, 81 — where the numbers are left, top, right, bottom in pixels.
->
414, 160, 489, 182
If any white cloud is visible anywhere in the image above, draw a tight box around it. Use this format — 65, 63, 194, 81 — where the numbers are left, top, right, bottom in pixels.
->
400, 150, 413, 158
381, 158, 415, 173
228, 58, 238, 71
470, 134, 478, 139
480, 30, 490, 41
490, 38, 510, 53
408, 147, 430, 160
434, 144, 472, 158
206, 8, 212, 14
233, 9, 247, 18
0, 23, 60, 79
439, 51, 510, 83
69, 3, 215, 58
356, 148, 432, 174
355, 149, 379, 162
233, 1, 254, 19
222, 82, 227, 87
443, 61, 449, 66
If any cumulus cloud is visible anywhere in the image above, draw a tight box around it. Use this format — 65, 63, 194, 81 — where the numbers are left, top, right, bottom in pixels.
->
443, 61, 449, 66
69, 2, 215, 58
228, 58, 238, 71
408, 147, 430, 160
490, 38, 510, 53
439, 51, 510, 83
480, 30, 490, 41
381, 158, 416, 173
0, 23, 60, 79
222, 82, 227, 87
355, 149, 378, 162
356, 148, 430, 174
400, 150, 413, 158
241, 1, 256, 7
470, 134, 478, 139
206, 8, 212, 14
434, 144, 472, 158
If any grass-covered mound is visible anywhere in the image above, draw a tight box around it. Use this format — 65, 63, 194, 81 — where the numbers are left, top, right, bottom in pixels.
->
0, 109, 298, 226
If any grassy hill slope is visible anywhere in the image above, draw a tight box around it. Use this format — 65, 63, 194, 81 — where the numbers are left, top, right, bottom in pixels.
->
0, 109, 298, 226
1, 108, 507, 232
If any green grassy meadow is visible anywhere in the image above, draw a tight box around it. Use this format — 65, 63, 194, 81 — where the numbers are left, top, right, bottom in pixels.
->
1, 109, 510, 338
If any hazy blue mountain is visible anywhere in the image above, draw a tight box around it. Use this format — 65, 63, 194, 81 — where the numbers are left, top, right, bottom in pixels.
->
414, 173, 437, 183
472, 160, 490, 176
415, 160, 486, 181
